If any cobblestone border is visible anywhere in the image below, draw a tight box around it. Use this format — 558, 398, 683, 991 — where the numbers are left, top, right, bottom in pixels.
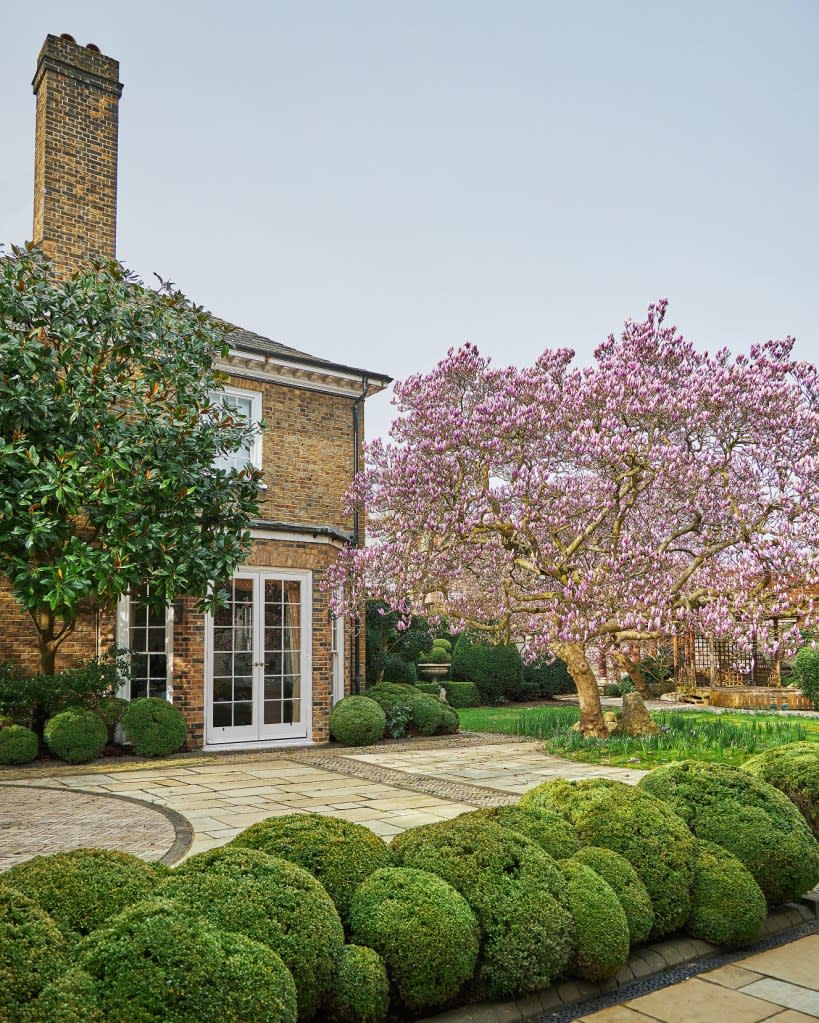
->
420, 903, 817, 1023
0, 783, 194, 867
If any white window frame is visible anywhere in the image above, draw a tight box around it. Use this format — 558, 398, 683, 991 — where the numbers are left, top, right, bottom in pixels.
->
331, 612, 345, 705
116, 592, 174, 703
210, 384, 263, 471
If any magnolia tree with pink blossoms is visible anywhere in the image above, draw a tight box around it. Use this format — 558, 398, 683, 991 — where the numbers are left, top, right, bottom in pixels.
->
329, 302, 819, 737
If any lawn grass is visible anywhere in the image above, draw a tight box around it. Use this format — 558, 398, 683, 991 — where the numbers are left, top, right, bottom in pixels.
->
457, 703, 819, 769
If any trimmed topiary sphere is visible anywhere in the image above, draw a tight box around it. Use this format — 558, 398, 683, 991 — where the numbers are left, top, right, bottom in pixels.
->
349, 867, 479, 1013
364, 682, 449, 736
458, 805, 582, 860
520, 778, 696, 938
0, 723, 38, 764
329, 695, 386, 746
73, 900, 297, 1023
391, 816, 574, 999
569, 846, 654, 944
230, 814, 394, 923
686, 839, 767, 948
44, 708, 107, 764
27, 968, 103, 1023
160, 845, 343, 1020
121, 697, 186, 757
743, 742, 819, 839
438, 704, 460, 734
639, 761, 819, 905
558, 859, 630, 982
0, 884, 70, 1020
3, 849, 161, 942
323, 945, 389, 1023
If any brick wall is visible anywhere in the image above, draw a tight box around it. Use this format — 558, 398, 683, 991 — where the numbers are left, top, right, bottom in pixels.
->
32, 34, 122, 276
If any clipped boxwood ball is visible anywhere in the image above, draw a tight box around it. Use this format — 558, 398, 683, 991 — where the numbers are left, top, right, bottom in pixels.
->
26, 968, 103, 1023
230, 813, 394, 923
459, 805, 582, 860
639, 761, 819, 904
743, 742, 819, 839
3, 848, 161, 942
161, 845, 343, 1020
438, 704, 460, 734
349, 867, 479, 1013
391, 816, 574, 999
44, 708, 107, 764
0, 884, 70, 1020
75, 900, 297, 1023
686, 839, 766, 948
0, 723, 39, 764
324, 945, 389, 1023
121, 697, 186, 757
329, 696, 386, 746
365, 683, 446, 736
558, 859, 630, 982
520, 778, 695, 938
570, 846, 654, 944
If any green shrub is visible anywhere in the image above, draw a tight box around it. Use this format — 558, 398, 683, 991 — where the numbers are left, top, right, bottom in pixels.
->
121, 696, 186, 756
349, 867, 479, 1013
743, 742, 819, 838
569, 846, 654, 944
323, 945, 389, 1023
605, 683, 622, 697
365, 683, 446, 737
378, 653, 417, 685
3, 848, 160, 942
27, 968, 103, 1023
618, 677, 636, 695
515, 656, 576, 700
0, 723, 38, 764
451, 635, 523, 705
443, 680, 481, 707
558, 859, 630, 982
71, 901, 297, 1023
230, 814, 394, 923
0, 885, 69, 1020
414, 682, 442, 696
329, 696, 386, 746
419, 646, 450, 664
91, 695, 128, 741
432, 638, 452, 653
639, 761, 819, 904
438, 704, 460, 734
43, 708, 107, 763
458, 805, 582, 860
391, 817, 574, 999
160, 845, 343, 1020
686, 839, 766, 947
791, 643, 819, 704
520, 778, 696, 937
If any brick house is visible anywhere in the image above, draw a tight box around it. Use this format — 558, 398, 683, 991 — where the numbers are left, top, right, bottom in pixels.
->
0, 34, 390, 749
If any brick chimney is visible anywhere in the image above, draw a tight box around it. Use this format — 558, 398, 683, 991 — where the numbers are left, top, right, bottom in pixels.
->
32, 34, 123, 276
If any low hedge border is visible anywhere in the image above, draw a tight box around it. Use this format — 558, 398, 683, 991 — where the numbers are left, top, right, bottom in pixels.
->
414, 902, 816, 1022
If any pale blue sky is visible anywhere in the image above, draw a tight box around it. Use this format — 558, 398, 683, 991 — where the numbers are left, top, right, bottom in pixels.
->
3, 1, 818, 441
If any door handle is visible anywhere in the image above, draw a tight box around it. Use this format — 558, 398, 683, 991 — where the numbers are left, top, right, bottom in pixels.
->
254, 661, 264, 667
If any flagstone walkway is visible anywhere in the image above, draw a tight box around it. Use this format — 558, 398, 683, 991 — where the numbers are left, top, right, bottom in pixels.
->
0, 733, 647, 867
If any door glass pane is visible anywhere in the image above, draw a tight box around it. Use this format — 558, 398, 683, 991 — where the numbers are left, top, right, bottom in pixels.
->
211, 578, 255, 731
234, 702, 253, 726
265, 580, 282, 604
264, 580, 301, 730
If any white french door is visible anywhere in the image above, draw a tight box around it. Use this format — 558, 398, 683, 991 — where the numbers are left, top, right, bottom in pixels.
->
206, 569, 311, 744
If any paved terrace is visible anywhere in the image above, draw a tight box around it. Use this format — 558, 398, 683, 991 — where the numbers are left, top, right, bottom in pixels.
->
0, 733, 647, 868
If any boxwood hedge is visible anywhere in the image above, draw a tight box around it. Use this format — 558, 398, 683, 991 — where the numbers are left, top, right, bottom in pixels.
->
456, 805, 582, 861
686, 839, 766, 947
43, 708, 107, 764
230, 814, 394, 923
0, 885, 69, 1020
520, 778, 696, 937
160, 846, 343, 1020
323, 945, 389, 1023
569, 846, 654, 944
329, 696, 386, 746
349, 867, 479, 1013
0, 723, 38, 764
121, 697, 186, 757
391, 816, 574, 999
742, 742, 819, 839
639, 761, 819, 904
557, 859, 630, 982
3, 848, 161, 942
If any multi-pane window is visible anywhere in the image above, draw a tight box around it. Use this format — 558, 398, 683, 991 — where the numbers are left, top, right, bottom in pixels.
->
331, 613, 344, 703
210, 387, 262, 472
263, 579, 302, 725
128, 589, 168, 700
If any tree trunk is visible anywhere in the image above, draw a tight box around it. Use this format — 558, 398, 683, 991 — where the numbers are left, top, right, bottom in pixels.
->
31, 607, 72, 675
613, 650, 650, 697
553, 641, 608, 737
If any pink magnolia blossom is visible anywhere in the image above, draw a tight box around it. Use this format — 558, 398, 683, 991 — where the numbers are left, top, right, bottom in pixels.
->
329, 302, 819, 734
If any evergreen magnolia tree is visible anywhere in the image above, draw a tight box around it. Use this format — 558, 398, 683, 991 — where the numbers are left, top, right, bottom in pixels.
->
0, 246, 262, 673
329, 301, 819, 736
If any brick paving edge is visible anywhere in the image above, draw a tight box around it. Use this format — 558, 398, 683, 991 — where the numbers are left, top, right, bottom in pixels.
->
0, 782, 194, 866
418, 903, 817, 1023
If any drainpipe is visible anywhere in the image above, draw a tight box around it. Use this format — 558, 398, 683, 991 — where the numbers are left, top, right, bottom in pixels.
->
350, 377, 369, 694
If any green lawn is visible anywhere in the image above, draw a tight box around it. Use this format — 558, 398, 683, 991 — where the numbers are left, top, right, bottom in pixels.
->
457, 703, 819, 769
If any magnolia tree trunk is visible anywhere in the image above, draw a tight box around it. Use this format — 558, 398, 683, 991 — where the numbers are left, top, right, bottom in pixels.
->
614, 650, 650, 696
31, 608, 71, 675
553, 641, 608, 737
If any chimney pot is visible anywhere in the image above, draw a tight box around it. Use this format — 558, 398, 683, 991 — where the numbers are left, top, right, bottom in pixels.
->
59, 33, 77, 42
